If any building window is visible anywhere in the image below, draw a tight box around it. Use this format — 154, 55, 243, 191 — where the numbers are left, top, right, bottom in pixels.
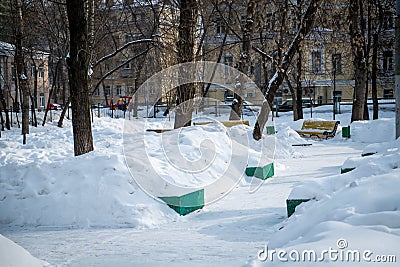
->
332, 53, 342, 74
116, 85, 122, 96
382, 51, 393, 71
140, 13, 145, 21
124, 62, 131, 70
11, 63, 15, 81
333, 90, 342, 102
215, 19, 227, 35
125, 34, 132, 43
94, 88, 100, 96
31, 66, 36, 77
38, 64, 45, 78
131, 13, 137, 22
224, 54, 233, 76
127, 85, 133, 94
39, 93, 45, 108
247, 92, 255, 98
105, 86, 111, 96
383, 88, 394, 99
311, 50, 324, 74
383, 12, 394, 30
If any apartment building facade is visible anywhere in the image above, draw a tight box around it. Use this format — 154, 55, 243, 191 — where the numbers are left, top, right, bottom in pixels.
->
0, 41, 50, 111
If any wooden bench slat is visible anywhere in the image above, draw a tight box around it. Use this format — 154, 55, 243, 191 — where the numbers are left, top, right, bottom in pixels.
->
296, 120, 340, 139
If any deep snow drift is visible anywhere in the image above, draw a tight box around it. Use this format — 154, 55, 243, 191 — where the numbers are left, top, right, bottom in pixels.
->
0, 116, 175, 228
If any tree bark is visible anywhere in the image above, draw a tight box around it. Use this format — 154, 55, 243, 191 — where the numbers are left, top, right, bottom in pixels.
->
253, 0, 322, 140
15, 0, 29, 144
174, 0, 198, 128
349, 0, 368, 122
58, 98, 70, 128
371, 34, 379, 119
66, 0, 94, 156
284, 74, 298, 120
295, 48, 304, 120
229, 0, 256, 121
0, 86, 10, 130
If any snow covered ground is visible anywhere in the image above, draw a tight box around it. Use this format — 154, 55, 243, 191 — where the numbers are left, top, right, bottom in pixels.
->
0, 102, 399, 266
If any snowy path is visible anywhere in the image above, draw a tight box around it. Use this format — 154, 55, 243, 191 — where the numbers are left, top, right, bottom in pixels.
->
1, 141, 364, 267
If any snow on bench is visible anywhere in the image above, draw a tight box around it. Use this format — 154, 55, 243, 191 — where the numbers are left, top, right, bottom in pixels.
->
296, 120, 340, 139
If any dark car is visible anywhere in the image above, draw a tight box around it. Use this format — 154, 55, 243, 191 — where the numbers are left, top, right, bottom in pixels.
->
278, 99, 314, 112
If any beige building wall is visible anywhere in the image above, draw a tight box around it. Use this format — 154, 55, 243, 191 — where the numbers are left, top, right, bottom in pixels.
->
0, 42, 50, 110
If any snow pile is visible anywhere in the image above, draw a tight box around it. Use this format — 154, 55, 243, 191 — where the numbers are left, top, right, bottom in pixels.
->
250, 137, 400, 266
0, 234, 50, 267
343, 118, 395, 143
274, 126, 305, 159
0, 117, 175, 228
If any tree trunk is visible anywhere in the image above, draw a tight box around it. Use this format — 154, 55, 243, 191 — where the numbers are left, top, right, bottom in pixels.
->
349, 0, 368, 122
253, 0, 322, 140
229, 0, 256, 121
0, 86, 10, 130
295, 48, 303, 120
58, 98, 70, 128
371, 33, 379, 119
66, 0, 94, 156
15, 1, 29, 144
285, 74, 298, 120
42, 60, 60, 126
31, 58, 38, 109
174, 0, 198, 129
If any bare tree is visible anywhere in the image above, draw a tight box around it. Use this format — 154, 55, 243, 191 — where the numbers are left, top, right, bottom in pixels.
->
253, 0, 323, 140
174, 0, 198, 128
15, 0, 30, 144
66, 0, 94, 156
228, 0, 256, 120
349, 0, 368, 122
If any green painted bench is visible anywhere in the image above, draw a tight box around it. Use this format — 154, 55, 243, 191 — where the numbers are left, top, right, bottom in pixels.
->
159, 189, 204, 216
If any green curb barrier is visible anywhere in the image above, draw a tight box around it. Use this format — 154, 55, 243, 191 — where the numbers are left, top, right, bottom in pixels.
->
342, 125, 351, 138
361, 152, 376, 157
266, 125, 275, 135
245, 163, 274, 180
340, 167, 356, 174
286, 199, 311, 217
159, 189, 204, 216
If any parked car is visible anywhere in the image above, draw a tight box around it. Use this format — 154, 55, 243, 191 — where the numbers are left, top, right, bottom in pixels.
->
47, 103, 62, 111
278, 99, 314, 112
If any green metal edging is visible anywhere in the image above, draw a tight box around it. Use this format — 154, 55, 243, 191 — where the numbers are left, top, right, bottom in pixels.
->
245, 163, 274, 180
340, 167, 356, 174
286, 199, 311, 217
342, 126, 351, 138
159, 189, 204, 216
361, 152, 376, 157
266, 125, 275, 135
